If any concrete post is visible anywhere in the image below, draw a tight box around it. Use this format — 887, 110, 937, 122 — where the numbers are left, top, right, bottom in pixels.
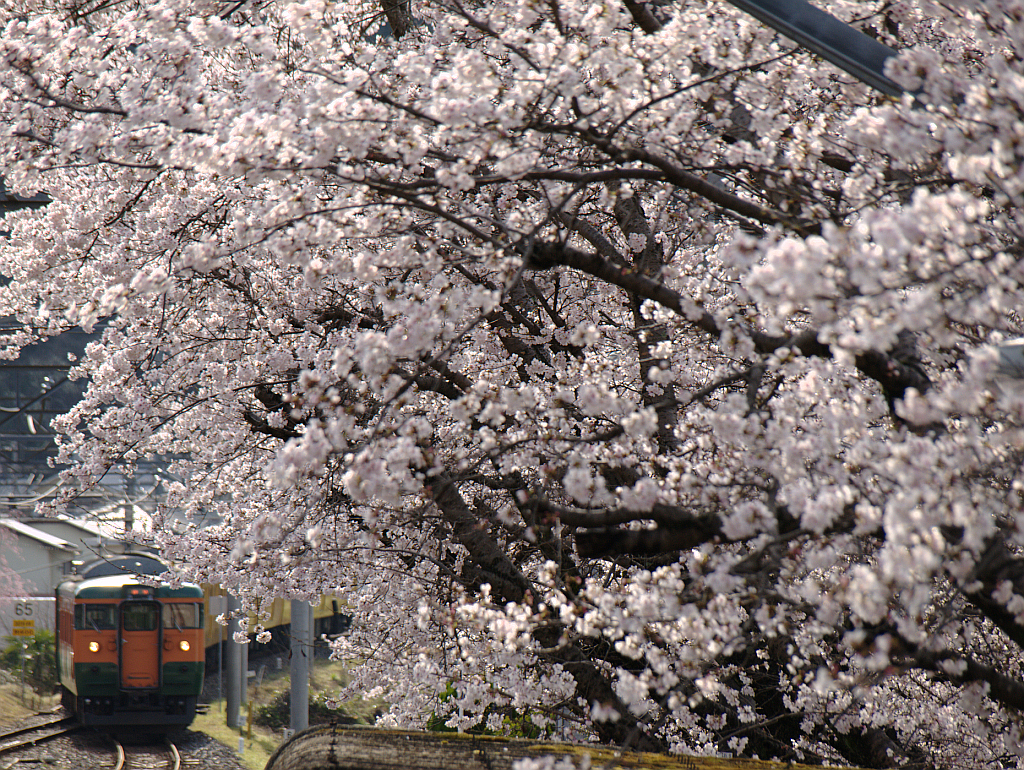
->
226, 594, 241, 728
240, 625, 249, 708
290, 600, 311, 732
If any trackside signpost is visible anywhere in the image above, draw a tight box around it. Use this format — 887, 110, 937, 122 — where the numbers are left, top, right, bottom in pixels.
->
12, 609, 35, 705
12, 618, 34, 637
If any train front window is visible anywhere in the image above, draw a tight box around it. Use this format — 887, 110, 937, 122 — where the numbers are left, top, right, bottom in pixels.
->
75, 604, 117, 631
162, 603, 203, 630
122, 604, 159, 632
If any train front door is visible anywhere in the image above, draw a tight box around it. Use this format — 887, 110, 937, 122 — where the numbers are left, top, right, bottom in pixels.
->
120, 602, 160, 688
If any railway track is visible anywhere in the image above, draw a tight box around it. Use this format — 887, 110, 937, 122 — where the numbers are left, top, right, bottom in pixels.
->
0, 715, 80, 756
112, 736, 181, 770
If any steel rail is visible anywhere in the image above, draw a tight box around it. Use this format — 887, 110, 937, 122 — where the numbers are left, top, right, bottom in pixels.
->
0, 717, 79, 756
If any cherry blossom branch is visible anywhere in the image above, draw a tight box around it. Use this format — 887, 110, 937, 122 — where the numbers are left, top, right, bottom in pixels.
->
903, 645, 1024, 714
453, 263, 583, 361
429, 472, 668, 750
539, 498, 722, 533
242, 409, 300, 440
11, 66, 127, 115
306, 304, 473, 396
957, 532, 1024, 650
538, 638, 668, 752
574, 522, 723, 558
446, 0, 541, 72
391, 363, 467, 400
13, 130, 163, 169
427, 472, 532, 604
379, 0, 414, 38
620, 0, 662, 33
523, 120, 818, 234
524, 239, 935, 411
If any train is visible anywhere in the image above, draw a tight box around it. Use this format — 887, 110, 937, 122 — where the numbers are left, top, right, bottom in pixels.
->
55, 554, 206, 728
203, 585, 351, 653
52, 551, 351, 729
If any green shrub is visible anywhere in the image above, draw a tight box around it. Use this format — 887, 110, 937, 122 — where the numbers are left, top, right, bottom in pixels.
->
1, 630, 57, 694
426, 683, 547, 739
253, 689, 359, 731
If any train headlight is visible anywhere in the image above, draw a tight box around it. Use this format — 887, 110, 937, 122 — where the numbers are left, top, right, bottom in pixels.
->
88, 641, 100, 653
179, 640, 190, 652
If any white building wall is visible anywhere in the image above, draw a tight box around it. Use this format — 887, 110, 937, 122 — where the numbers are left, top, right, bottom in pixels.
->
0, 595, 55, 637
1, 519, 78, 597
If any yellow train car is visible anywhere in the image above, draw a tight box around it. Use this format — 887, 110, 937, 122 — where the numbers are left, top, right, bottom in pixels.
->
202, 586, 350, 650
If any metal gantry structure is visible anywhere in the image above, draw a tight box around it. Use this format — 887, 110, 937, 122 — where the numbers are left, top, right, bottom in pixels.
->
0, 185, 170, 527
0, 322, 173, 525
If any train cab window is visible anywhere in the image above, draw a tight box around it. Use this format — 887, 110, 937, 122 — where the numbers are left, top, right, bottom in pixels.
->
75, 604, 117, 631
163, 603, 203, 630
122, 604, 159, 632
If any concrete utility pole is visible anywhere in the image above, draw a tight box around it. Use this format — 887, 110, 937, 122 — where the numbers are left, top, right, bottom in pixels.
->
722, 0, 906, 97
226, 594, 242, 728
123, 476, 134, 534
996, 339, 1024, 380
290, 600, 311, 733
240, 622, 249, 709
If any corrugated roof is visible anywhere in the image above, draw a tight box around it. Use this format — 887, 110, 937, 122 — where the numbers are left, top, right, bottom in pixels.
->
24, 515, 116, 540
0, 518, 78, 552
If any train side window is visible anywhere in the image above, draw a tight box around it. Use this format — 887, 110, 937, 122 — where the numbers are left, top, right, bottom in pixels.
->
123, 604, 159, 632
75, 604, 117, 630
162, 603, 203, 630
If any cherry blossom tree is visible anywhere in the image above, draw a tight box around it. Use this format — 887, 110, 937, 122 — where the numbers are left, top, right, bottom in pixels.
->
1, 0, 1023, 765
0, 525, 27, 599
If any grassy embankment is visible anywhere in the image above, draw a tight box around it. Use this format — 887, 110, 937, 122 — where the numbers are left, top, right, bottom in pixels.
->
193, 657, 376, 770
0, 676, 59, 727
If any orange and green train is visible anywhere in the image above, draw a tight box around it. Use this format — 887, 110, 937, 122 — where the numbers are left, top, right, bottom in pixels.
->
55, 569, 205, 728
